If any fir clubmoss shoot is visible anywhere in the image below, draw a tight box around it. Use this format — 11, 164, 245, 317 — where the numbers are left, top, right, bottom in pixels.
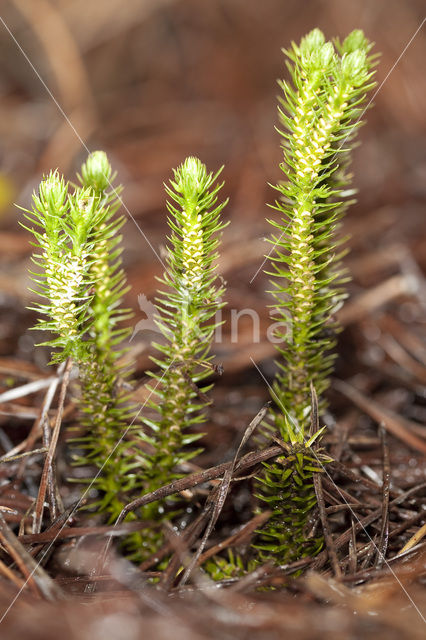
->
270, 28, 376, 432
254, 29, 377, 565
132, 157, 228, 560
24, 153, 136, 522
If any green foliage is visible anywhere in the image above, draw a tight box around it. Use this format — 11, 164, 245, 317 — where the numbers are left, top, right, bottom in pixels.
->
204, 550, 253, 581
73, 151, 136, 519
254, 29, 377, 565
25, 173, 99, 363
24, 152, 227, 560
130, 157, 228, 560
23, 152, 135, 521
270, 28, 376, 431
254, 436, 330, 565
22, 28, 377, 573
146, 156, 227, 453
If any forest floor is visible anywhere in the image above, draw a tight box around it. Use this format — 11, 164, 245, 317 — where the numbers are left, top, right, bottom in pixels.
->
0, 1, 425, 638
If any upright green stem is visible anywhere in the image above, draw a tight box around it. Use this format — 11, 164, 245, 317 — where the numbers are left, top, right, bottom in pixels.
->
132, 157, 227, 561
24, 153, 136, 523
254, 29, 376, 565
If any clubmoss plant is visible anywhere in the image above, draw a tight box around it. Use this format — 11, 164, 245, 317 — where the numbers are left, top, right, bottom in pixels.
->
22, 30, 376, 570
132, 157, 227, 559
73, 151, 137, 519
23, 152, 135, 521
24, 152, 227, 561
254, 29, 376, 564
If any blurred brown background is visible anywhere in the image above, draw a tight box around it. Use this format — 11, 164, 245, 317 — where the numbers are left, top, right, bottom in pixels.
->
0, 0, 425, 392
0, 4, 425, 634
